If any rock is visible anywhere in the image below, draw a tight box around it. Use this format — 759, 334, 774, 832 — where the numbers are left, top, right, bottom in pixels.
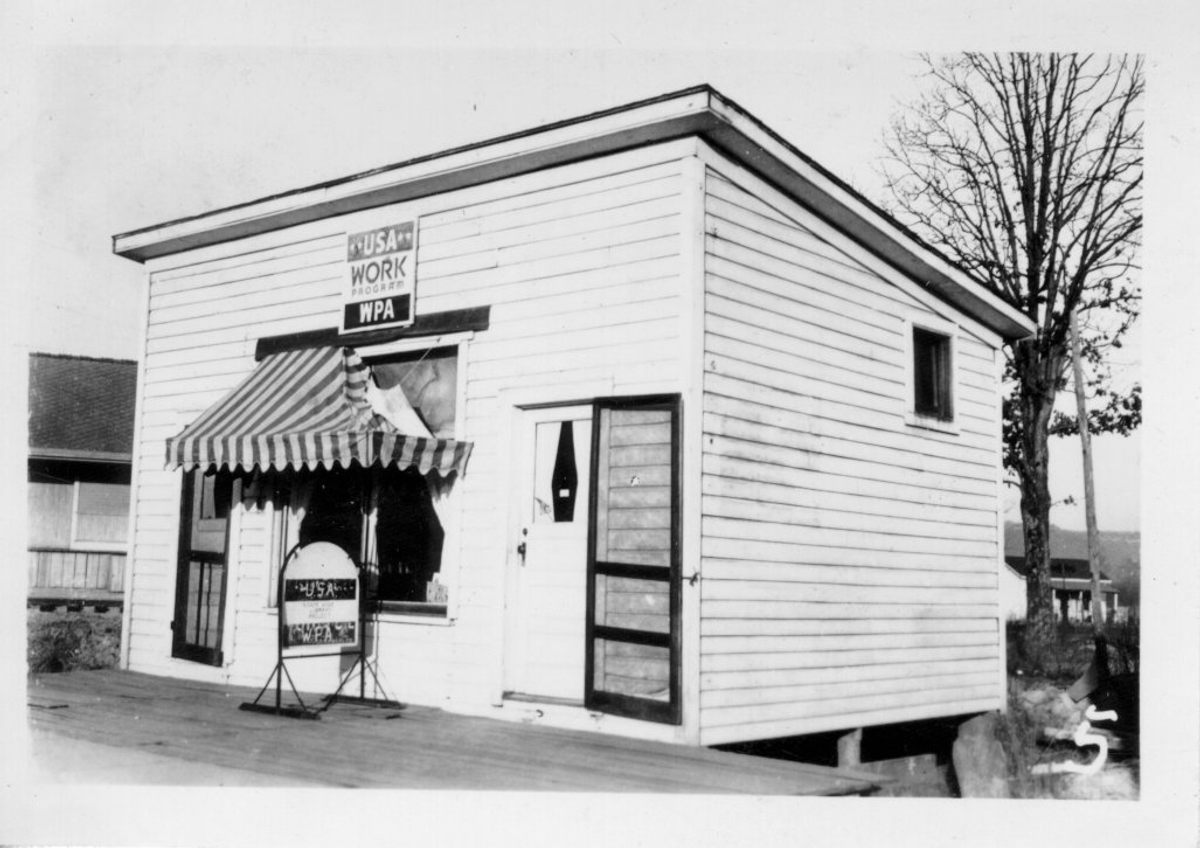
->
1058, 763, 1139, 800
952, 712, 1011, 798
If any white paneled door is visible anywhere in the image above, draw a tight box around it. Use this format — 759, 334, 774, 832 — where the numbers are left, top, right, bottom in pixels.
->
505, 405, 593, 702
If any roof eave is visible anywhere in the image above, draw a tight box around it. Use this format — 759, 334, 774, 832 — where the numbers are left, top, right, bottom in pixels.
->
113, 85, 1034, 341
30, 448, 133, 464
702, 93, 1034, 341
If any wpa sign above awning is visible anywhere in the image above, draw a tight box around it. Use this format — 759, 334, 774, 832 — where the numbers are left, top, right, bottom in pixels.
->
340, 220, 417, 334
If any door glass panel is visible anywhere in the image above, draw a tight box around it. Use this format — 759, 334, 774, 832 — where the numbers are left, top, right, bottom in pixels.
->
593, 639, 670, 700
191, 472, 231, 553
594, 574, 670, 634
533, 420, 589, 525
182, 559, 226, 649
550, 420, 579, 522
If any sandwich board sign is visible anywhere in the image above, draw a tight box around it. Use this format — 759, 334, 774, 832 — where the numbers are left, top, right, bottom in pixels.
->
341, 220, 417, 334
241, 541, 399, 717
281, 541, 360, 657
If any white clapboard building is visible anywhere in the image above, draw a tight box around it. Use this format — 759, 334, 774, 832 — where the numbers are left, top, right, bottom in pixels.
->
113, 86, 1033, 746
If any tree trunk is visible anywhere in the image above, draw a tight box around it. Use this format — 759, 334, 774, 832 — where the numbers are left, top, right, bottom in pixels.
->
1017, 351, 1061, 664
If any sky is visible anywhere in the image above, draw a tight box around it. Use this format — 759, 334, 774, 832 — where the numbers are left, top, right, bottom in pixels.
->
8, 39, 1142, 532
1, 2, 1197, 845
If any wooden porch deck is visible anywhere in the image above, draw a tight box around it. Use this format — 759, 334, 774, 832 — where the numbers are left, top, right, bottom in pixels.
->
27, 670, 884, 794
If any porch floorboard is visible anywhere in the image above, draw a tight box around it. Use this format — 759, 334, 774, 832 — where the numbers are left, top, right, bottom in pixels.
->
27, 669, 883, 795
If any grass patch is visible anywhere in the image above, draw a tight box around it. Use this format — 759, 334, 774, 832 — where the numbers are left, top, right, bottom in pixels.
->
27, 608, 122, 673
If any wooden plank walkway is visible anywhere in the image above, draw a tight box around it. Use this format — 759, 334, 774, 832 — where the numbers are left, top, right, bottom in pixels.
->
27, 670, 884, 794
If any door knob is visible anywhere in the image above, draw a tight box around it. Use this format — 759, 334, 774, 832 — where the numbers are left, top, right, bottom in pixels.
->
517, 527, 528, 565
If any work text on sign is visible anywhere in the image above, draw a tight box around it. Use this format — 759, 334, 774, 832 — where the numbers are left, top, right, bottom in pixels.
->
341, 220, 417, 334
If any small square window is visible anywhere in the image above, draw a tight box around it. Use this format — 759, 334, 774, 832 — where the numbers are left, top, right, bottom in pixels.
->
912, 326, 953, 421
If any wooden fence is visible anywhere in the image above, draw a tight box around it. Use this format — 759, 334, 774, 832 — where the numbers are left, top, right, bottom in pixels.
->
28, 548, 126, 604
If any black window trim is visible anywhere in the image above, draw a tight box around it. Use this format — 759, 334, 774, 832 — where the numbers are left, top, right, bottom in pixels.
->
909, 321, 956, 426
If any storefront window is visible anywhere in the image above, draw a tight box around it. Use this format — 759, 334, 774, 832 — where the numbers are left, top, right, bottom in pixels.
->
268, 464, 451, 615
265, 345, 460, 617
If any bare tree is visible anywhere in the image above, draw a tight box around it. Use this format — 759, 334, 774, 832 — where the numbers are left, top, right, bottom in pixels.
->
882, 54, 1142, 657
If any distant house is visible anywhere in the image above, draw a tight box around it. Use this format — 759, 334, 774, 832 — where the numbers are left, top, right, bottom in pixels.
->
1002, 556, 1122, 624
27, 353, 138, 608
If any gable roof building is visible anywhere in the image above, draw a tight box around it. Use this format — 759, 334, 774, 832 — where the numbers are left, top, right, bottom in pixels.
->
28, 353, 138, 608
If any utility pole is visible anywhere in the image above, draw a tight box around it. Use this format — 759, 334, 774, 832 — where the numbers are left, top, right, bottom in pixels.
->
1069, 310, 1105, 633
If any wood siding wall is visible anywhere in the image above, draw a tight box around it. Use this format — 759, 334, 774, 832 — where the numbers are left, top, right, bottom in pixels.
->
127, 144, 688, 698
698, 166, 1003, 745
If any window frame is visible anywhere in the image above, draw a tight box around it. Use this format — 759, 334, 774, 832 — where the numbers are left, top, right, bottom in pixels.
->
903, 316, 959, 433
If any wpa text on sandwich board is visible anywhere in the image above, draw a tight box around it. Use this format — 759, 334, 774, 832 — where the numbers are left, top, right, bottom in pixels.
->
341, 220, 417, 334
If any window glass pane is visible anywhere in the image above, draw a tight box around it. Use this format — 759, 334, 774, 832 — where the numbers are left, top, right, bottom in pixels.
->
374, 468, 444, 603
594, 574, 670, 633
75, 481, 130, 544
270, 466, 450, 610
592, 639, 670, 700
297, 467, 364, 559
28, 481, 73, 547
371, 348, 457, 438
77, 481, 130, 516
913, 327, 952, 419
595, 408, 672, 565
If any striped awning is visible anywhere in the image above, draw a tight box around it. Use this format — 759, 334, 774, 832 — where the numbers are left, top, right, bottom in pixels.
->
165, 346, 471, 476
